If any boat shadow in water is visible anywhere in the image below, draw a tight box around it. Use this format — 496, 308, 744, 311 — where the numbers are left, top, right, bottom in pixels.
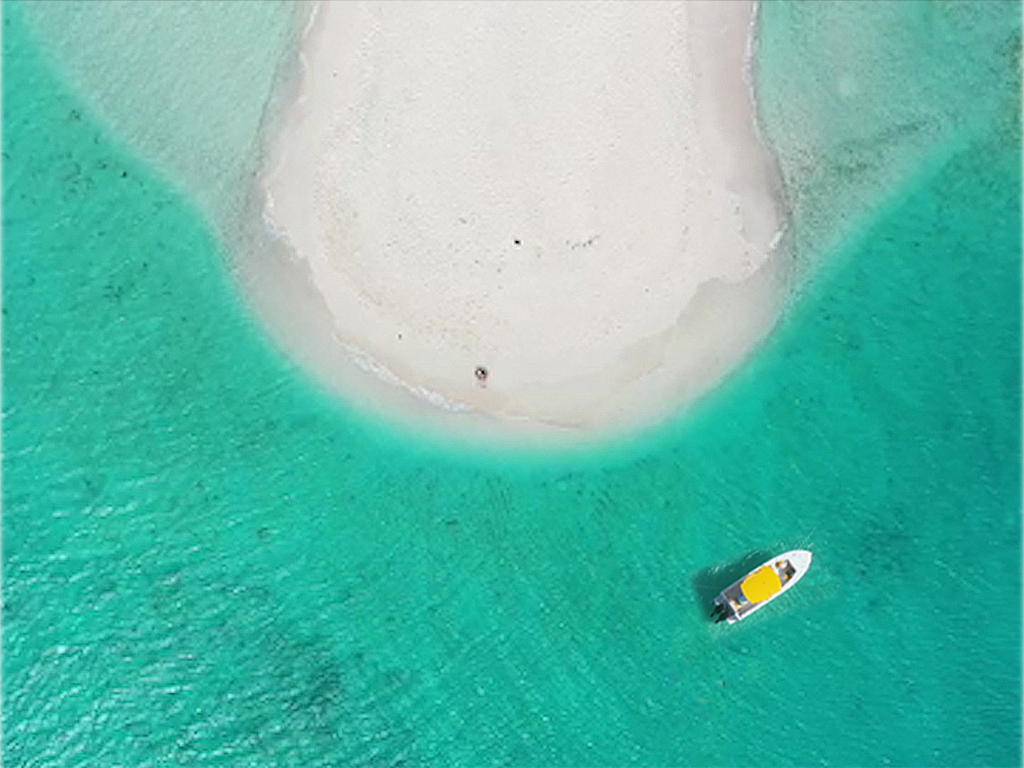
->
691, 550, 773, 624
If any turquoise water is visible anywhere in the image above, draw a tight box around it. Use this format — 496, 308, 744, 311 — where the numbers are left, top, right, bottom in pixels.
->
3, 2, 1020, 766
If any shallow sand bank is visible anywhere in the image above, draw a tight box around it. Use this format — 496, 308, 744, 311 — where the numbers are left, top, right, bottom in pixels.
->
252, 0, 787, 444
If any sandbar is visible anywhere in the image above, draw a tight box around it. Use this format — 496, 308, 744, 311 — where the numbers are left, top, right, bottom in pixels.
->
250, 0, 787, 445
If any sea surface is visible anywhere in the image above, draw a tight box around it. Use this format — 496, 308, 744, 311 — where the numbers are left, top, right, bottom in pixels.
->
3, 2, 1021, 766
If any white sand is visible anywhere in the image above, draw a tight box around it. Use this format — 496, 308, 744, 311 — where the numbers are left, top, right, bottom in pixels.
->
253, 0, 787, 444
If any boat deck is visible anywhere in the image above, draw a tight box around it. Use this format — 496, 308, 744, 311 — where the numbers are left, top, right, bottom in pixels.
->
713, 554, 805, 623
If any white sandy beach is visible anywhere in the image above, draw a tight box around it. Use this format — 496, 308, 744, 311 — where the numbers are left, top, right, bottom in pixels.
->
255, 0, 787, 443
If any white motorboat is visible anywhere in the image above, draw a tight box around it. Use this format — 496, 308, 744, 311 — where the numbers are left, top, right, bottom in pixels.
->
711, 550, 812, 624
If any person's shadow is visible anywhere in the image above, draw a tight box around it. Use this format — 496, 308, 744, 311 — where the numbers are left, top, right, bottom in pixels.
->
691, 550, 773, 624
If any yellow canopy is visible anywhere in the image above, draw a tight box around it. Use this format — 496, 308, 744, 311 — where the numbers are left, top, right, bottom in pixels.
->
741, 566, 782, 603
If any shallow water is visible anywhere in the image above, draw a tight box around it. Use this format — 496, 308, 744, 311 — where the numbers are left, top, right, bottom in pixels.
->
3, 2, 1021, 766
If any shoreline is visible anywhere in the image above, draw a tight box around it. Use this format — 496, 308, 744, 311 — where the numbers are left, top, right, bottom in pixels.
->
244, 0, 788, 445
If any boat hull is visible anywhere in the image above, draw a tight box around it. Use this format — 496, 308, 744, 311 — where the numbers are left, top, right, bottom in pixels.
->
713, 549, 812, 624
